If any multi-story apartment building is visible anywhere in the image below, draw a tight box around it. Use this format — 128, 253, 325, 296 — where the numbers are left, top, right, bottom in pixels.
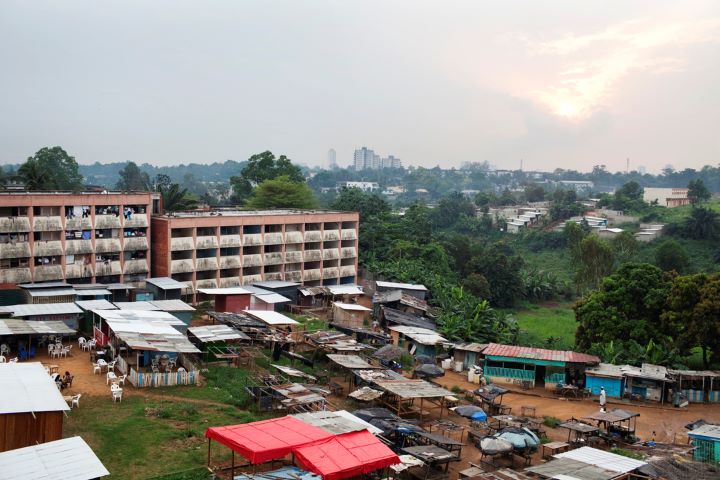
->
0, 192, 159, 286
353, 147, 401, 170
151, 209, 359, 295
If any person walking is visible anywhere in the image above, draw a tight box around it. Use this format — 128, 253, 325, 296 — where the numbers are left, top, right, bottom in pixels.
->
599, 386, 607, 412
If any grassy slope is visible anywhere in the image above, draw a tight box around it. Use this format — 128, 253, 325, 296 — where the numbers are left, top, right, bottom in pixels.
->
514, 302, 577, 350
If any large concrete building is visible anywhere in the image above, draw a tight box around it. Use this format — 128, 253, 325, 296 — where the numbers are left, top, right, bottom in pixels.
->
0, 192, 159, 286
643, 187, 691, 208
151, 210, 359, 293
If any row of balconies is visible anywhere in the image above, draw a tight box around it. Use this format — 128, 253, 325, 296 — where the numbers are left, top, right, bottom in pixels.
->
0, 237, 149, 260
0, 258, 149, 283
177, 264, 356, 290
0, 214, 149, 233
169, 229, 358, 251
169, 249, 356, 273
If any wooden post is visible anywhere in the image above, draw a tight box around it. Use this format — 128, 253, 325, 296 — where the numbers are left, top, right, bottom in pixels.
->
232, 450, 235, 479
207, 438, 211, 467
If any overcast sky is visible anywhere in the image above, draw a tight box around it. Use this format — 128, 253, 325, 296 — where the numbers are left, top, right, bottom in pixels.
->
1, 1, 719, 172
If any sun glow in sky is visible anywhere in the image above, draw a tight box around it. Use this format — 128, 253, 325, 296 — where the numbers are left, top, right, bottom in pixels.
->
0, 0, 719, 171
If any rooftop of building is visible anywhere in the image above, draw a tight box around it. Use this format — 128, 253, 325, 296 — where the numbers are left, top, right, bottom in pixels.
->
155, 208, 355, 218
0, 190, 156, 196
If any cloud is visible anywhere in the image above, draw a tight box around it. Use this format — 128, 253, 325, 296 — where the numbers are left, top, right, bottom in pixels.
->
525, 18, 720, 120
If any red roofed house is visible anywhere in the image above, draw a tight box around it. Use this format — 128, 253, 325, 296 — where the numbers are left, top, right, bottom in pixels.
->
482, 343, 600, 392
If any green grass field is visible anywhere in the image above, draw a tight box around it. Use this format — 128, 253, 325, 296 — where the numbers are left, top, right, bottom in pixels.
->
514, 302, 578, 350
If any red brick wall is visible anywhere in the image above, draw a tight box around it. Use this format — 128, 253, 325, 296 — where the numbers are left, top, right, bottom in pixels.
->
151, 217, 170, 277
216, 294, 250, 312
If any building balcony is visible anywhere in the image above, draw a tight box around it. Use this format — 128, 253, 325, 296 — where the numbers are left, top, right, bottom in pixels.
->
303, 269, 321, 281
0, 267, 31, 284
196, 278, 218, 289
340, 265, 357, 277
33, 264, 64, 282
264, 272, 283, 281
65, 239, 94, 255
123, 259, 149, 275
123, 237, 148, 251
263, 232, 283, 245
170, 237, 195, 251
303, 249, 321, 262
242, 254, 263, 267
284, 251, 303, 263
322, 267, 339, 279
33, 240, 63, 257
341, 247, 357, 259
285, 270, 302, 282
65, 263, 94, 279
219, 277, 241, 288
241, 274, 263, 285
33, 216, 63, 232
285, 231, 303, 244
171, 259, 195, 274
195, 257, 219, 271
323, 230, 340, 241
242, 234, 263, 246
94, 215, 122, 229
96, 260, 122, 277
196, 236, 218, 249
304, 231, 322, 242
219, 235, 241, 248
0, 242, 31, 259
264, 252, 284, 265
341, 229, 358, 240
95, 238, 122, 254
0, 217, 31, 233
322, 249, 339, 260
123, 213, 148, 228
64, 216, 93, 230
219, 256, 241, 269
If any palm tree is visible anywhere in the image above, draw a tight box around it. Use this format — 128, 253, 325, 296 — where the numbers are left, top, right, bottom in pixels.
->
160, 183, 198, 212
18, 158, 51, 190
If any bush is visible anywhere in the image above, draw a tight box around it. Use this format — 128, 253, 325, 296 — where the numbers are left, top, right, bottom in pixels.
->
543, 416, 561, 428
610, 447, 644, 460
451, 385, 463, 394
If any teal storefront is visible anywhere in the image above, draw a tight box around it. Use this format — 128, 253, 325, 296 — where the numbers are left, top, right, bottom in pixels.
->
484, 355, 570, 391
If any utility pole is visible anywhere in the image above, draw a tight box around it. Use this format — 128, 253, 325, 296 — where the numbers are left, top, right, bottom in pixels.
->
626, 158, 630, 174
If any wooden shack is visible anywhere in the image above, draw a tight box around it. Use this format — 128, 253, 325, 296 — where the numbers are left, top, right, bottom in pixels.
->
332, 302, 372, 329
0, 362, 69, 452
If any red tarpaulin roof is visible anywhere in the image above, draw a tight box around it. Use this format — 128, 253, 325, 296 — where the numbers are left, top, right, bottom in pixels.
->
293, 430, 400, 480
205, 416, 333, 464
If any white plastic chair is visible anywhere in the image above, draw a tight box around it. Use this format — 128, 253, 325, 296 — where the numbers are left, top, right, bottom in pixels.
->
111, 387, 123, 403
78, 337, 86, 347
92, 363, 101, 374
106, 360, 116, 372
51, 349, 61, 359
70, 394, 82, 409
0, 344, 9, 355
117, 374, 127, 386
177, 367, 186, 373
47, 344, 55, 356
0, 355, 6, 363
106, 371, 117, 385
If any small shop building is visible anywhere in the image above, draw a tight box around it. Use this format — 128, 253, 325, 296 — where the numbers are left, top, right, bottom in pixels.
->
387, 325, 448, 357
198, 287, 252, 313
688, 424, 720, 464
331, 302, 371, 329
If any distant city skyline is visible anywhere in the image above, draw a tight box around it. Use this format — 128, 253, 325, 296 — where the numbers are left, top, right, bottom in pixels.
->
1, 1, 719, 173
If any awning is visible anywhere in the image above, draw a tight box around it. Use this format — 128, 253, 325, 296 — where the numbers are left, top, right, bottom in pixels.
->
293, 430, 399, 480
205, 416, 333, 464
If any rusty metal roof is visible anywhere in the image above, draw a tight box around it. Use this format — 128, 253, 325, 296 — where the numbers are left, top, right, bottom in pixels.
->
483, 343, 600, 364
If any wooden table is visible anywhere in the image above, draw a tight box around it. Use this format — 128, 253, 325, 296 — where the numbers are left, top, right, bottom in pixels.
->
541, 441, 570, 459
48, 364, 59, 374
521, 405, 536, 417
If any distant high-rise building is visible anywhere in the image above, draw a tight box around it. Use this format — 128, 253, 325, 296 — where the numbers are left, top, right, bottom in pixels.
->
327, 149, 337, 169
352, 147, 401, 170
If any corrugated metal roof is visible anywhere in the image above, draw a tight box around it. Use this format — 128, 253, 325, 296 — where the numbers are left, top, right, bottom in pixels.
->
375, 281, 427, 291
333, 302, 371, 312
75, 300, 117, 311
74, 289, 112, 297
387, 326, 447, 345
1, 303, 82, 317
381, 307, 436, 331
555, 447, 646, 473
188, 325, 249, 343
105, 283, 136, 290
327, 354, 378, 370
150, 299, 195, 312
252, 292, 291, 304
27, 288, 77, 297
113, 301, 161, 311
244, 310, 299, 325
298, 286, 330, 296
585, 363, 624, 378
326, 285, 364, 295
0, 319, 75, 336
483, 343, 600, 364
526, 457, 618, 480
688, 424, 720, 440
197, 287, 252, 295
105, 318, 200, 353
18, 281, 71, 289
454, 342, 488, 353
374, 379, 453, 399
620, 363, 670, 381
293, 410, 383, 435
93, 309, 185, 326
253, 280, 300, 288
145, 277, 187, 289
0, 436, 109, 480
0, 362, 70, 414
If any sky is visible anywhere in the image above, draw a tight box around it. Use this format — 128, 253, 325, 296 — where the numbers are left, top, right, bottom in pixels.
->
1, 1, 719, 173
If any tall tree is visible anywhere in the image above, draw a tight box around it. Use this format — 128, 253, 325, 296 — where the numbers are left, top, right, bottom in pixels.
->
681, 206, 720, 240
159, 183, 198, 212
654, 240, 689, 273
611, 231, 639, 264
22, 146, 83, 190
246, 176, 318, 209
116, 162, 150, 191
18, 158, 51, 190
574, 235, 615, 292
230, 151, 304, 203
687, 179, 711, 204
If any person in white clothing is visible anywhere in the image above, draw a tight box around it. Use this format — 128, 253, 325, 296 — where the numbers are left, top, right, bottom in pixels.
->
599, 386, 607, 412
